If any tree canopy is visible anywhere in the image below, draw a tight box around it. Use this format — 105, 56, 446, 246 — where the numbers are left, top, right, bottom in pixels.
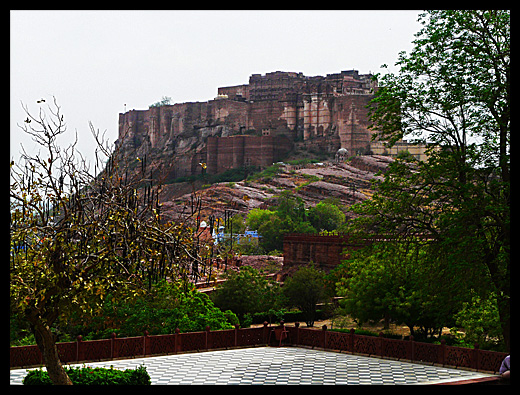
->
246, 192, 346, 253
352, 10, 509, 349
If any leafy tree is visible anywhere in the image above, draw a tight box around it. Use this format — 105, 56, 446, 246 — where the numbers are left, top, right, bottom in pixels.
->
335, 240, 485, 339
10, 99, 211, 384
245, 208, 283, 253
308, 201, 346, 232
211, 266, 283, 325
224, 213, 246, 234
275, 190, 307, 223
115, 280, 238, 334
454, 291, 504, 350
283, 264, 326, 327
357, 10, 509, 349
245, 191, 317, 252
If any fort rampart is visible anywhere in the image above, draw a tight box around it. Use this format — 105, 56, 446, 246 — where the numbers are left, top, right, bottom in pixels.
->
116, 69, 427, 178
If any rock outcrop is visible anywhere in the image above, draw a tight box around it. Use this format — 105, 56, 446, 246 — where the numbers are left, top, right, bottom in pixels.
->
158, 155, 392, 224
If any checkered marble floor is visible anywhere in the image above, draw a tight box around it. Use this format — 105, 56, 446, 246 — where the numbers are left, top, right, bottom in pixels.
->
10, 346, 495, 385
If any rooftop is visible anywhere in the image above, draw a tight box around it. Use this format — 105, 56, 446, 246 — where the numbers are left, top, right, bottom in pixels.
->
10, 346, 497, 385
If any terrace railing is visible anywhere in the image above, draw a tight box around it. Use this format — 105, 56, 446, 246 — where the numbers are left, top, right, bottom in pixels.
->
10, 322, 507, 375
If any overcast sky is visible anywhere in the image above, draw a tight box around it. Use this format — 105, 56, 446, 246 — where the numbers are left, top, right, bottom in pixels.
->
11, 10, 422, 168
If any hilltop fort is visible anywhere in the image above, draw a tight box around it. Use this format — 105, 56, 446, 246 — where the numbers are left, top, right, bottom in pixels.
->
116, 69, 426, 181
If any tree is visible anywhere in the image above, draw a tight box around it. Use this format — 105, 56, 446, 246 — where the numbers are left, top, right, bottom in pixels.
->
245, 208, 283, 253
283, 264, 325, 327
336, 240, 486, 339
10, 99, 210, 384
308, 200, 346, 232
149, 96, 172, 107
357, 10, 509, 349
245, 192, 316, 252
454, 291, 504, 350
211, 266, 283, 325
114, 280, 238, 335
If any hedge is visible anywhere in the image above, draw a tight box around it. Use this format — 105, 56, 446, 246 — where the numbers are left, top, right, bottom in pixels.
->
23, 365, 151, 385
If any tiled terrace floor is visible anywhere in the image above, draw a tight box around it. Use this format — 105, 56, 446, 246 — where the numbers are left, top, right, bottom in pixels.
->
10, 346, 496, 385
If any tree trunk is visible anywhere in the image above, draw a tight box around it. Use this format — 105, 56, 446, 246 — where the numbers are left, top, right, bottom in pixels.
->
383, 311, 390, 330
497, 296, 510, 352
30, 317, 72, 385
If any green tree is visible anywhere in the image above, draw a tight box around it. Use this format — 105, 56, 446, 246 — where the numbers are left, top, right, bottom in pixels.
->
246, 208, 284, 253
149, 96, 172, 107
211, 266, 283, 325
454, 291, 503, 349
120, 281, 238, 334
224, 213, 246, 234
283, 264, 326, 327
245, 192, 316, 252
336, 240, 484, 339
308, 201, 346, 232
10, 100, 209, 384
275, 190, 307, 223
357, 10, 509, 350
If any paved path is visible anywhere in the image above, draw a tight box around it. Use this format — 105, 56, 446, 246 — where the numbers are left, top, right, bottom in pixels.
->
10, 346, 496, 385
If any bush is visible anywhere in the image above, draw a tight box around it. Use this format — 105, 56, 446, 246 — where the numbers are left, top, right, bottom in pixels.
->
23, 365, 151, 385
63, 280, 238, 340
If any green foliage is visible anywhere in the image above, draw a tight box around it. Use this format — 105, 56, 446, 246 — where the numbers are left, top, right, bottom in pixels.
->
283, 264, 326, 327
61, 280, 237, 338
454, 291, 504, 350
250, 309, 328, 325
246, 191, 335, 253
245, 208, 282, 252
224, 213, 245, 234
246, 192, 347, 252
308, 201, 346, 232
232, 234, 263, 255
149, 96, 172, 107
246, 164, 282, 182
358, 10, 509, 349
335, 241, 484, 339
211, 266, 284, 325
23, 365, 151, 385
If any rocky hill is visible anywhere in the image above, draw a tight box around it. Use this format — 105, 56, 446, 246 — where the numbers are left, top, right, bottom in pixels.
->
157, 155, 393, 223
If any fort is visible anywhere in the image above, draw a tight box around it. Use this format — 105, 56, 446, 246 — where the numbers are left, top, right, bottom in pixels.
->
116, 69, 427, 180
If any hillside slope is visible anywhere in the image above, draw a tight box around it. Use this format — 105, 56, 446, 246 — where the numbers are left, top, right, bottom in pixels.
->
158, 155, 393, 223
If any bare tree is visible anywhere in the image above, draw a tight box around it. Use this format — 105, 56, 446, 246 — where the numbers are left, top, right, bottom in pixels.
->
10, 98, 213, 384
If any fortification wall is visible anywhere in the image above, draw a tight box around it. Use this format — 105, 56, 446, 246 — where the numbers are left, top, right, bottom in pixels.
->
116, 69, 427, 180
206, 135, 293, 174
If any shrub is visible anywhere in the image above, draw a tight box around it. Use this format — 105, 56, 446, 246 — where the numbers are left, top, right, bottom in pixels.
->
23, 365, 151, 385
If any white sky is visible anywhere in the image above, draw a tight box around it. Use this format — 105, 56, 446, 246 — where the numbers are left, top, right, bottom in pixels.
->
11, 10, 422, 168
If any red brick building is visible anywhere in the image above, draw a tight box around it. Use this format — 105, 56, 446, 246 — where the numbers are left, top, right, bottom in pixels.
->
283, 234, 369, 272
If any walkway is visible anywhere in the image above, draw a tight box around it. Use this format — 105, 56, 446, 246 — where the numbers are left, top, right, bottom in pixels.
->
10, 346, 496, 385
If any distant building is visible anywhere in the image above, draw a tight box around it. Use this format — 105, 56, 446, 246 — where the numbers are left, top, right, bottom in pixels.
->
117, 69, 428, 179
